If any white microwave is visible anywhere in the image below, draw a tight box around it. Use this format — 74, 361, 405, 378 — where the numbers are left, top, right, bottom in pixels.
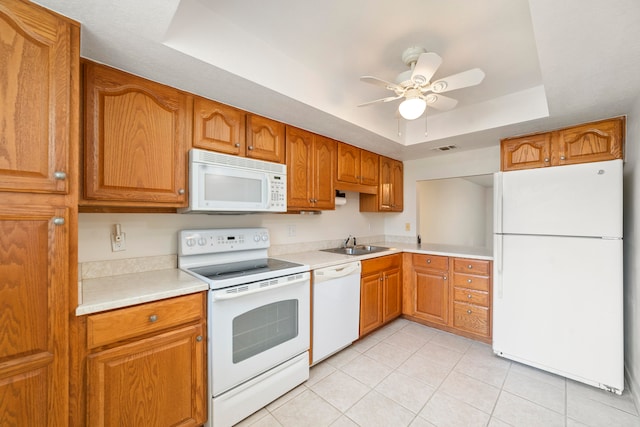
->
180, 149, 287, 213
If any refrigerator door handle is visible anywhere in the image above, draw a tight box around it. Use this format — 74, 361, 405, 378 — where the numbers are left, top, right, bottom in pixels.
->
493, 172, 503, 234
495, 234, 503, 299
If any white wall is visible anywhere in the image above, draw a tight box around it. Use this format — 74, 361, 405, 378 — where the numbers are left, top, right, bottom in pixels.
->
417, 178, 490, 247
385, 145, 501, 238
623, 98, 640, 406
78, 191, 384, 262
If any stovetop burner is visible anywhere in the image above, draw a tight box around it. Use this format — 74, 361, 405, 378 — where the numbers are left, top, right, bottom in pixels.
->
189, 258, 301, 281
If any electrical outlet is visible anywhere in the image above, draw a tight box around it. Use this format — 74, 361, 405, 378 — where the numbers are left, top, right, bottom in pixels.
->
287, 224, 297, 237
405, 222, 411, 231
111, 224, 126, 251
111, 232, 126, 251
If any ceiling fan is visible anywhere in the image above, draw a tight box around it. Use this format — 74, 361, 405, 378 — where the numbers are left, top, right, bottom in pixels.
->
359, 46, 485, 120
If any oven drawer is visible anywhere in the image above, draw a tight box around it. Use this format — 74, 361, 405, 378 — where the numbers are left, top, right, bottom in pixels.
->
87, 293, 204, 349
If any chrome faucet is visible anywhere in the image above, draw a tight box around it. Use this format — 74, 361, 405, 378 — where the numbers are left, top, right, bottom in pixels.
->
344, 235, 357, 248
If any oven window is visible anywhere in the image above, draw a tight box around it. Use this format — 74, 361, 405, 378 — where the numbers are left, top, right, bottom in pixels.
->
232, 299, 299, 363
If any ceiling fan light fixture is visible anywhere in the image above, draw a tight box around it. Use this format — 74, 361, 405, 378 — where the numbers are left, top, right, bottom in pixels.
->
399, 94, 426, 120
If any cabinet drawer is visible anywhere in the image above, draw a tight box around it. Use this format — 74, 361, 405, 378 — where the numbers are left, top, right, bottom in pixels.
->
452, 273, 490, 292
453, 258, 490, 275
412, 254, 448, 271
361, 253, 401, 275
453, 302, 490, 337
453, 287, 489, 307
87, 293, 204, 349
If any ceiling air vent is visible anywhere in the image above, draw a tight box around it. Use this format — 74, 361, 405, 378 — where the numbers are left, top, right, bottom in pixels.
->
432, 145, 457, 151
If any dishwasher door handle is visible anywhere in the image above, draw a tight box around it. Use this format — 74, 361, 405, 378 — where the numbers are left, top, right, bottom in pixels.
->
314, 262, 361, 282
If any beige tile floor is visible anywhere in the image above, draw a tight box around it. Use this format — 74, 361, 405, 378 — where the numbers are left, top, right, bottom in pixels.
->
236, 319, 640, 427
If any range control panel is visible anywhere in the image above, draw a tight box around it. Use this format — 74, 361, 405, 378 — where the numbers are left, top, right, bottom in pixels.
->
179, 227, 270, 256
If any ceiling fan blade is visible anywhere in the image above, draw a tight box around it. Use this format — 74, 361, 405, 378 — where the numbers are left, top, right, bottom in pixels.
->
425, 94, 458, 111
430, 68, 485, 93
360, 76, 402, 91
358, 95, 403, 107
411, 52, 442, 85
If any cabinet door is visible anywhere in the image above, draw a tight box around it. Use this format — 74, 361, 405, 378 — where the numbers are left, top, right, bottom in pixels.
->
501, 133, 552, 171
0, 204, 69, 426
556, 117, 624, 165
84, 62, 189, 206
246, 114, 285, 163
336, 143, 360, 184
360, 150, 379, 186
390, 159, 404, 211
312, 136, 337, 209
286, 126, 314, 209
87, 324, 206, 427
414, 267, 449, 325
0, 0, 77, 194
193, 96, 245, 155
383, 268, 402, 322
359, 273, 383, 336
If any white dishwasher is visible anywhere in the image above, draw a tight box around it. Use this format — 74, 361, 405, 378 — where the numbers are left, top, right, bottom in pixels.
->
312, 260, 361, 365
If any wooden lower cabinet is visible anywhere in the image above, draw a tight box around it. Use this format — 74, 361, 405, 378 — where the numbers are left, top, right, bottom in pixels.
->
404, 253, 492, 342
411, 254, 449, 325
73, 293, 207, 426
359, 254, 402, 337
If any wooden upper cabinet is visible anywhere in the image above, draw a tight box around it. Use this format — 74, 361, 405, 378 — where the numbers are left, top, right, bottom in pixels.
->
0, 203, 70, 426
193, 96, 246, 156
501, 133, 553, 171
286, 126, 315, 209
501, 117, 624, 171
556, 117, 624, 165
360, 150, 379, 186
246, 114, 285, 163
0, 0, 78, 194
313, 135, 337, 209
83, 61, 191, 207
360, 156, 403, 212
336, 143, 379, 192
285, 127, 336, 210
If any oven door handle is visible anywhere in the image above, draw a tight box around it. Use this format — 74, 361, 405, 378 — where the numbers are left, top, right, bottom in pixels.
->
212, 275, 308, 301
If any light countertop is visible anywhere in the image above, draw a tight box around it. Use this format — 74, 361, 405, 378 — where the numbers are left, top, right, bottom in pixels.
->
76, 243, 491, 315
77, 268, 209, 315
276, 242, 492, 270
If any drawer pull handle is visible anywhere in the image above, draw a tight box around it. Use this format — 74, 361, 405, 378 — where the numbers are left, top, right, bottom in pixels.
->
560, 155, 566, 160
426, 259, 431, 264
443, 275, 447, 280
53, 217, 65, 226
467, 279, 472, 283
467, 264, 473, 269
149, 314, 158, 323
544, 157, 550, 162
234, 143, 240, 148
54, 171, 67, 180
467, 294, 473, 299
467, 309, 472, 314
196, 335, 203, 342
178, 188, 185, 195
248, 145, 254, 151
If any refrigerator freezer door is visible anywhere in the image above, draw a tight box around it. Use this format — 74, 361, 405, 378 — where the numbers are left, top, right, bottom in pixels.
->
493, 234, 624, 392
496, 159, 622, 238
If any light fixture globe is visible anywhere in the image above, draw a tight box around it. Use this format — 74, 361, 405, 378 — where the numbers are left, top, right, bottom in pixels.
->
398, 90, 426, 120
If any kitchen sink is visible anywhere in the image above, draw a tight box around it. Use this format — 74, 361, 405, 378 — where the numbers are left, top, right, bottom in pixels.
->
321, 245, 390, 256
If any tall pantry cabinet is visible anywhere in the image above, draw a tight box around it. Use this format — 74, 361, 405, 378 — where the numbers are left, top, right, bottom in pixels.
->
0, 0, 79, 425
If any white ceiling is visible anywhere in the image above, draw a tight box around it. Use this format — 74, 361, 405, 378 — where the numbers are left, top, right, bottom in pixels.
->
36, 0, 640, 161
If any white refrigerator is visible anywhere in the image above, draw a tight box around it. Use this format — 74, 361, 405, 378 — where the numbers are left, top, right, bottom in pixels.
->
493, 159, 624, 394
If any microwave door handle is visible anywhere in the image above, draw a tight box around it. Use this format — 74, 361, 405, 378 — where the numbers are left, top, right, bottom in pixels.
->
266, 178, 272, 209
212, 275, 308, 301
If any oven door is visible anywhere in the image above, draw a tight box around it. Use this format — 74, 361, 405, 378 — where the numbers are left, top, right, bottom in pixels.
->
209, 272, 310, 396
